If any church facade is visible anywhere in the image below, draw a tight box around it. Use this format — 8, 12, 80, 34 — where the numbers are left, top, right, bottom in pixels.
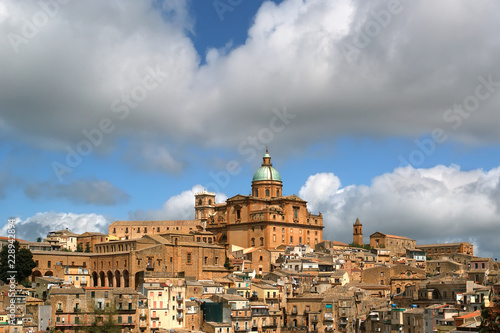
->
196, 150, 324, 249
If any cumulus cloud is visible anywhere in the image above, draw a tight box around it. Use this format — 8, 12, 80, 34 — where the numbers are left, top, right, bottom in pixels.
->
24, 179, 130, 206
130, 184, 227, 221
0, 212, 110, 241
1, 0, 500, 161
299, 166, 500, 258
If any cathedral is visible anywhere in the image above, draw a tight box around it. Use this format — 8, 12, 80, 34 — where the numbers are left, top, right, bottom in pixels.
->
196, 150, 324, 249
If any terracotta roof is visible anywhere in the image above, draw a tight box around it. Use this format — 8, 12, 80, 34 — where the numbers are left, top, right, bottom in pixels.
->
385, 234, 412, 240
0, 236, 28, 243
417, 242, 472, 247
454, 310, 481, 319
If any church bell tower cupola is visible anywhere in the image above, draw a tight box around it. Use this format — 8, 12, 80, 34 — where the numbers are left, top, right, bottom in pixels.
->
251, 149, 283, 199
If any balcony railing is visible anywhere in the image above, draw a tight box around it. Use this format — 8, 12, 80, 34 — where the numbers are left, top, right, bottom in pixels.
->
176, 295, 184, 302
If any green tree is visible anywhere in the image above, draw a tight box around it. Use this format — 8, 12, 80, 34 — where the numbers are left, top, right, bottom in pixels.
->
0, 241, 37, 284
85, 243, 91, 253
76, 243, 83, 252
36, 237, 42, 242
83, 305, 122, 333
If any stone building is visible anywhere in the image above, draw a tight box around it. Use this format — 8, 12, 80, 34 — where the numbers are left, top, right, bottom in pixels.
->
361, 265, 426, 296
109, 220, 201, 240
417, 242, 473, 258
48, 286, 146, 333
31, 251, 91, 285
202, 150, 324, 250
369, 232, 416, 256
76, 232, 109, 252
89, 232, 229, 290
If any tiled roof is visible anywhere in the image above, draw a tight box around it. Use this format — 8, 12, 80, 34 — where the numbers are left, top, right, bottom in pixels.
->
417, 242, 472, 247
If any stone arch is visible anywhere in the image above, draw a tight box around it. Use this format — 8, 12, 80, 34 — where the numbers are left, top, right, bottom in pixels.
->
115, 270, 121, 288
99, 271, 105, 287
135, 271, 144, 290
123, 270, 130, 288
92, 272, 99, 287
219, 233, 227, 244
107, 271, 114, 287
32, 270, 42, 282
44, 271, 53, 276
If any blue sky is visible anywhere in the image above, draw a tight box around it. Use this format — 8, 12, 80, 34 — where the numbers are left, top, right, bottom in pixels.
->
1, 0, 500, 258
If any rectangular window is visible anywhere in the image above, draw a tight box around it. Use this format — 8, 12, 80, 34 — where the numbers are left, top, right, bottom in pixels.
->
91, 291, 95, 298
48, 261, 51, 268
187, 253, 192, 264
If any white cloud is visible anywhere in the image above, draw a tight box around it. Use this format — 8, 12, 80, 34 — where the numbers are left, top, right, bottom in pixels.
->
299, 166, 500, 258
1, 0, 500, 160
0, 212, 110, 241
129, 184, 228, 221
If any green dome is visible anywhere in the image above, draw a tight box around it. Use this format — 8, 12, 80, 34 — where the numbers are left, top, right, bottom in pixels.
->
252, 165, 281, 181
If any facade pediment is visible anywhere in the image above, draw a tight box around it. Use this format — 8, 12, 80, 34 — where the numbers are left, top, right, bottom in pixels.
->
370, 231, 386, 238
227, 194, 249, 201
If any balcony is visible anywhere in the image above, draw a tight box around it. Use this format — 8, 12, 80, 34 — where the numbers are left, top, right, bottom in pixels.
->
73, 308, 81, 313
311, 316, 319, 323
176, 313, 183, 320
323, 313, 333, 321
177, 304, 184, 311
139, 313, 147, 320
146, 264, 154, 271
176, 295, 184, 302
291, 309, 298, 315
304, 309, 310, 314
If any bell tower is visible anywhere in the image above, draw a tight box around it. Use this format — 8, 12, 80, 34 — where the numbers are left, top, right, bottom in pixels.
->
353, 218, 363, 246
195, 189, 216, 230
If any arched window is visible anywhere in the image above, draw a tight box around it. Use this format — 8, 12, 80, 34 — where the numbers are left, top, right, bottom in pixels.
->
277, 189, 280, 196
260, 237, 264, 246
251, 238, 255, 247
265, 189, 270, 197
198, 199, 202, 205
208, 199, 212, 205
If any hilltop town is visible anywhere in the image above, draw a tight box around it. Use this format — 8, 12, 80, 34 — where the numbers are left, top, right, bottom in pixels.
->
1, 151, 499, 333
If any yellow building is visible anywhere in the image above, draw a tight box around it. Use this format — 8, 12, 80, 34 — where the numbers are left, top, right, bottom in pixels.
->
200, 150, 324, 249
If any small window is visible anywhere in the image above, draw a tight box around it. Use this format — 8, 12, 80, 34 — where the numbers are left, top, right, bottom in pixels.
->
187, 253, 192, 264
